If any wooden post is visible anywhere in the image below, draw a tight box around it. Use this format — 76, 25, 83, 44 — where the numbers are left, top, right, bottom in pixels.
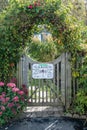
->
16, 58, 23, 88
61, 53, 66, 106
65, 53, 71, 109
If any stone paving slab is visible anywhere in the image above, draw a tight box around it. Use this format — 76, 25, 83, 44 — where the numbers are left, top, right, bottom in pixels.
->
20, 106, 87, 120
22, 106, 64, 118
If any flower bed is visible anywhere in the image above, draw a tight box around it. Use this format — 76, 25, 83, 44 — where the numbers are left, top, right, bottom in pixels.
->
0, 82, 28, 126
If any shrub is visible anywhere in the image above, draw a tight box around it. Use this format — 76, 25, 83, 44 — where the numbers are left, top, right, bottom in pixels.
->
0, 82, 28, 126
73, 88, 87, 115
72, 56, 87, 115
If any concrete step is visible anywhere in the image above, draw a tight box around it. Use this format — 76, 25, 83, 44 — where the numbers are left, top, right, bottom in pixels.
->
22, 106, 64, 118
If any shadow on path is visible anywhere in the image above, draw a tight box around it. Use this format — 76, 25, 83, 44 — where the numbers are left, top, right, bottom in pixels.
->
0, 106, 87, 130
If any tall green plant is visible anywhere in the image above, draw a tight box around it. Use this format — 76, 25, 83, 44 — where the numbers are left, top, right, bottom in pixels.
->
72, 56, 87, 115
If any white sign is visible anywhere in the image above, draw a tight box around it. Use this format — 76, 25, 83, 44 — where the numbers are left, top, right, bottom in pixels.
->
32, 63, 54, 79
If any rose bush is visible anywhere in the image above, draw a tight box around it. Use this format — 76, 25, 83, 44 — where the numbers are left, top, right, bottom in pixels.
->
0, 82, 28, 126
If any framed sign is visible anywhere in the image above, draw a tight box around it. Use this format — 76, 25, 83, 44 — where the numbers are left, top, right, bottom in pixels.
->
32, 63, 54, 79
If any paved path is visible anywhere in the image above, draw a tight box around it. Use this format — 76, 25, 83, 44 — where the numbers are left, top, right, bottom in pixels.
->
22, 106, 64, 118
0, 116, 83, 130
0, 106, 86, 130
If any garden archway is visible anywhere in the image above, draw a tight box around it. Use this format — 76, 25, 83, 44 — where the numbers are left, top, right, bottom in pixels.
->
0, 0, 82, 109
12, 0, 72, 108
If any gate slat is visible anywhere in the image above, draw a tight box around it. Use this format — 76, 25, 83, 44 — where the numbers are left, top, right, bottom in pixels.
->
57, 63, 59, 90
46, 79, 48, 103
61, 53, 66, 105
35, 80, 37, 103
49, 80, 52, 103
39, 79, 40, 103
42, 79, 44, 103
56, 63, 59, 102
53, 75, 55, 103
31, 84, 33, 103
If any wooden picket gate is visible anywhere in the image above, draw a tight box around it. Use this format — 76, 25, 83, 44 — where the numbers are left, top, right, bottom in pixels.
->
17, 53, 71, 108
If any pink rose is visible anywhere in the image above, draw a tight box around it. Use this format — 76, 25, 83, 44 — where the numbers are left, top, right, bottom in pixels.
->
10, 77, 17, 84
2, 92, 6, 97
0, 82, 4, 86
22, 84, 26, 88
5, 97, 10, 102
1, 106, 5, 111
12, 87, 19, 92
1, 97, 6, 104
20, 96, 25, 101
28, 5, 33, 9
18, 90, 24, 95
23, 88, 28, 95
0, 112, 2, 115
13, 96, 19, 102
7, 83, 16, 88
22, 84, 28, 95
8, 103, 14, 108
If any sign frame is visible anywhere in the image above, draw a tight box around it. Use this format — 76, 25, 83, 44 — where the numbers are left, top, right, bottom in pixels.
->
32, 63, 54, 79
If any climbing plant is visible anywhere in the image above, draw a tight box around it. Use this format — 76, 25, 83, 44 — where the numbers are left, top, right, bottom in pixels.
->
0, 0, 84, 82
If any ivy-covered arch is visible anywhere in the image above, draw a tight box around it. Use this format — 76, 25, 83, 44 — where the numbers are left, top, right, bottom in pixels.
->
5, 0, 68, 46
0, 0, 82, 82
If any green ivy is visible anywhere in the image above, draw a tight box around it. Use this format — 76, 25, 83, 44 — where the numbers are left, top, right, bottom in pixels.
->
28, 40, 59, 62
0, 0, 85, 83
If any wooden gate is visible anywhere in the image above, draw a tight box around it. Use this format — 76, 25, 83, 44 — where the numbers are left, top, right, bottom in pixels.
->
17, 53, 71, 108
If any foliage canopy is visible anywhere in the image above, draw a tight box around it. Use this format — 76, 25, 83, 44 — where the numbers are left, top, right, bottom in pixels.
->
0, 0, 85, 81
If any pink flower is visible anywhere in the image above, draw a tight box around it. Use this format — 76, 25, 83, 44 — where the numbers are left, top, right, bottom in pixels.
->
1, 106, 5, 111
22, 84, 28, 95
12, 108, 17, 115
20, 96, 25, 101
2, 92, 6, 97
10, 77, 17, 84
5, 97, 10, 102
0, 112, 2, 116
0, 82, 4, 86
28, 5, 33, 9
1, 97, 10, 104
13, 96, 19, 102
24, 89, 28, 95
1, 97, 6, 104
22, 84, 26, 88
18, 90, 24, 95
8, 103, 14, 108
12, 87, 19, 92
22, 88, 28, 95
7, 83, 16, 88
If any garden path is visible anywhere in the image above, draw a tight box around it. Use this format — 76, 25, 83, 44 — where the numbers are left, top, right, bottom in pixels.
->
0, 106, 86, 130
22, 106, 64, 118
